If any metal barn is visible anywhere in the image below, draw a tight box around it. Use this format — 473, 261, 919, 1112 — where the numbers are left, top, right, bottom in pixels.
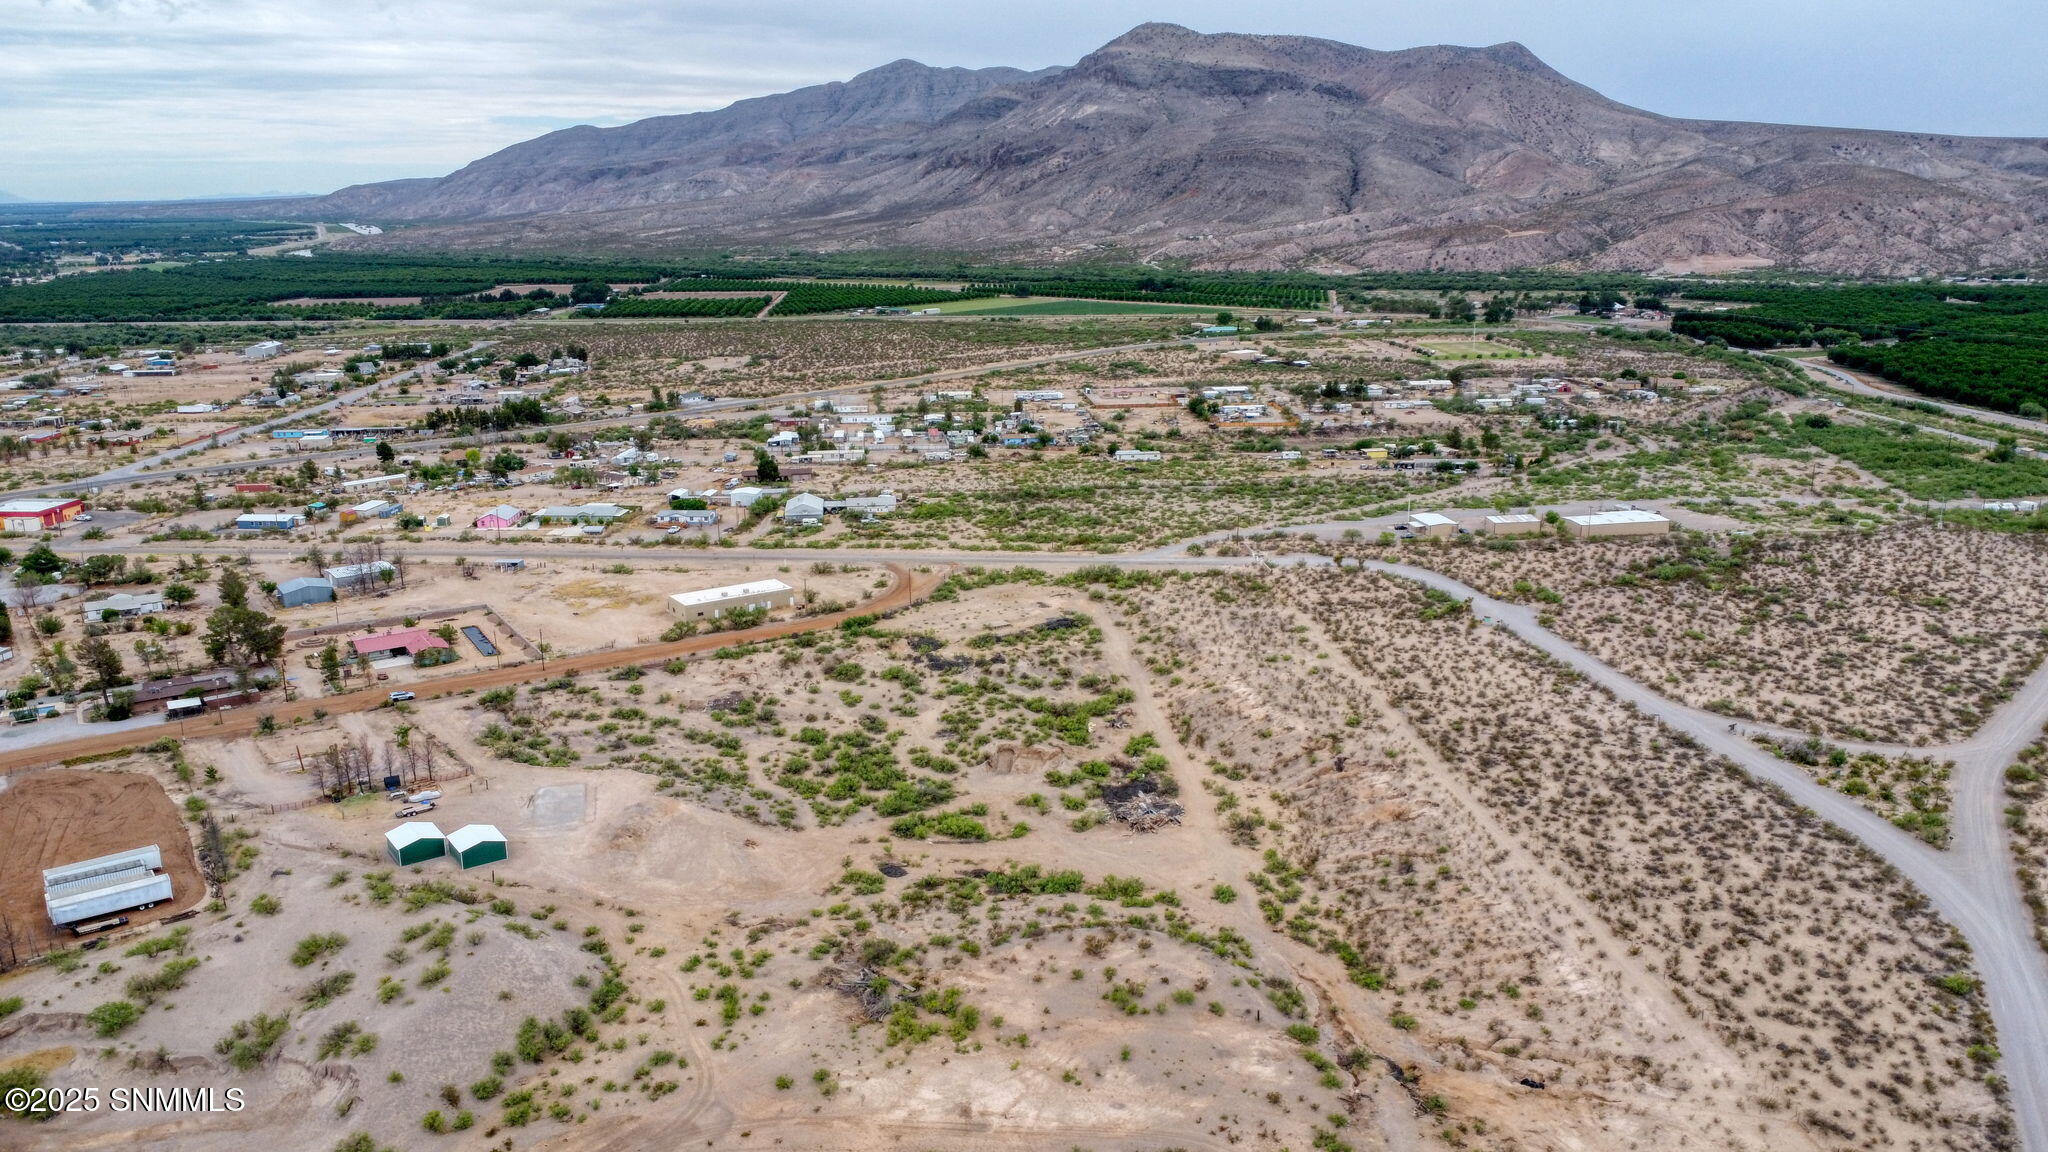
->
385, 821, 446, 867
447, 824, 508, 869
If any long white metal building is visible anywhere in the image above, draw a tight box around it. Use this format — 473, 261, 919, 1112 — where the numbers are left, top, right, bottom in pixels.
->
43, 844, 173, 925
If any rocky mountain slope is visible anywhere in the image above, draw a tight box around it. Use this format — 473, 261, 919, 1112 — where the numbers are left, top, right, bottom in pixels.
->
305, 23, 2048, 274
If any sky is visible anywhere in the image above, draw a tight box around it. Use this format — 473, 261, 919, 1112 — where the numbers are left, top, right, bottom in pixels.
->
3, 0, 2043, 203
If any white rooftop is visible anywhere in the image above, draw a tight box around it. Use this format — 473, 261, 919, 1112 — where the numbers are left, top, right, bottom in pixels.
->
1409, 512, 1457, 527
447, 824, 506, 853
0, 498, 76, 514
668, 579, 794, 608
385, 821, 444, 848
44, 844, 162, 891
1564, 509, 1670, 526
1485, 513, 1540, 524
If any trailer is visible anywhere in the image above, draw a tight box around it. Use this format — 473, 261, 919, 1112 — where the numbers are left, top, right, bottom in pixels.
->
43, 845, 173, 926
71, 914, 129, 937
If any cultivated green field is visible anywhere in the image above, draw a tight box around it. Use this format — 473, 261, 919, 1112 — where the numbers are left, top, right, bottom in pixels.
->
932, 297, 1218, 316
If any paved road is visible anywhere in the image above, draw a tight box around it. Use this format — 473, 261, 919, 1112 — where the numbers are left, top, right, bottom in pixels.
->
1801, 358, 2048, 436
0, 340, 498, 500
3, 336, 1228, 503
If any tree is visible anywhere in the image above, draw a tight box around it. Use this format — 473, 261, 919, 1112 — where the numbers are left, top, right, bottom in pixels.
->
217, 566, 248, 609
77, 636, 124, 705
77, 554, 126, 587
319, 641, 343, 690
163, 582, 196, 607
754, 451, 782, 483
17, 545, 62, 577
487, 451, 525, 479
568, 281, 610, 305
132, 637, 166, 678
375, 441, 396, 465
203, 605, 286, 684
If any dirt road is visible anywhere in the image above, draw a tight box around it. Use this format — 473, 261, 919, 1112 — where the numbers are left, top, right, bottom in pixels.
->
0, 562, 937, 776
1359, 558, 2048, 1152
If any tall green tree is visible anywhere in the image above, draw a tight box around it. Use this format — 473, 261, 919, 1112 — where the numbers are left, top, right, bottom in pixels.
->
203, 605, 286, 684
77, 635, 124, 705
217, 566, 248, 609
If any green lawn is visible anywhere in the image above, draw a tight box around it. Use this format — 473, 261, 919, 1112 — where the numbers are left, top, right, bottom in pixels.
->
932, 297, 1219, 316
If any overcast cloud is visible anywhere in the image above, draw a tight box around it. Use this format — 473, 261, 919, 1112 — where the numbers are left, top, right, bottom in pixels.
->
3, 0, 2043, 202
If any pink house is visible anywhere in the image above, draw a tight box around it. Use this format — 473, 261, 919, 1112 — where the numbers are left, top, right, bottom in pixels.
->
473, 504, 525, 530
350, 628, 452, 660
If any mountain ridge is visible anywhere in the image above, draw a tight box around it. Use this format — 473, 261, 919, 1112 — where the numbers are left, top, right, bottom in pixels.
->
300, 23, 2048, 275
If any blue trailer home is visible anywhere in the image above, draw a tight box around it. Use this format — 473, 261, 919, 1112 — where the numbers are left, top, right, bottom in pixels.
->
235, 511, 302, 532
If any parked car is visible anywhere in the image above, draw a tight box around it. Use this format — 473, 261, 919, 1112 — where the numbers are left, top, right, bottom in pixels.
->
388, 690, 416, 703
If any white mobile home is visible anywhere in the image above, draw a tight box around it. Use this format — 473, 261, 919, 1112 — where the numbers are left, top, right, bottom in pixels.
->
667, 579, 794, 620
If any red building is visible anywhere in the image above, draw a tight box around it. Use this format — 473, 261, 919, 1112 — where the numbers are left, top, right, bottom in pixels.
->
0, 498, 83, 532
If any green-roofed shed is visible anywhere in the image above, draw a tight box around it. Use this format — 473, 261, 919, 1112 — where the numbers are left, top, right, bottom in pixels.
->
385, 821, 445, 867
447, 824, 507, 870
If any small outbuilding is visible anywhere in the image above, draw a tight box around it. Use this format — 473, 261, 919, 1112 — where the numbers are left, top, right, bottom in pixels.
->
385, 822, 445, 867
447, 824, 508, 869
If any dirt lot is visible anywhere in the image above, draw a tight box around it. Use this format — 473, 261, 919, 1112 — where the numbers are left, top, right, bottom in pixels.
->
0, 768, 205, 953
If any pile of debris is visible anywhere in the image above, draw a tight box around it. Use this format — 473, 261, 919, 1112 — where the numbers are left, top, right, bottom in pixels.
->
827, 966, 904, 1020
1102, 776, 1184, 832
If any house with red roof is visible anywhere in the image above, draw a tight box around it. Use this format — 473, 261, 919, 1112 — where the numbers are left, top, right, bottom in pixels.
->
350, 628, 452, 662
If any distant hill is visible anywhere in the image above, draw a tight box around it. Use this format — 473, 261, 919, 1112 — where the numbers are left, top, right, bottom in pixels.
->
301, 22, 2048, 275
